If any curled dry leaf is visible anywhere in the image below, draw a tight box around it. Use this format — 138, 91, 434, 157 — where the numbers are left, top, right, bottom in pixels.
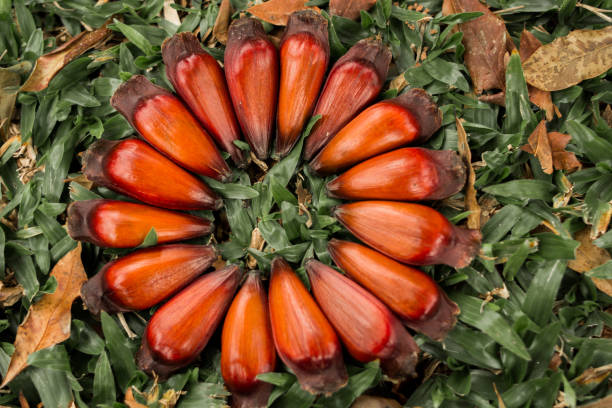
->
1, 244, 87, 387
521, 120, 581, 174
455, 117, 481, 230
212, 0, 232, 45
442, 0, 508, 94
21, 23, 112, 92
124, 388, 148, 408
0, 282, 24, 308
247, 0, 316, 26
0, 68, 20, 137
519, 30, 557, 121
523, 26, 612, 92
568, 228, 612, 297
329, 0, 377, 20
581, 394, 612, 408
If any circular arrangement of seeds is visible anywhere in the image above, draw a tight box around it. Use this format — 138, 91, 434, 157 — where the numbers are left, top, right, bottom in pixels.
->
66, 10, 482, 408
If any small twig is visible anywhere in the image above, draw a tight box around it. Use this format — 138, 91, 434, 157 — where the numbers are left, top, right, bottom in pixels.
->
117, 312, 137, 339
577, 2, 612, 23
493, 5, 525, 14
250, 151, 269, 172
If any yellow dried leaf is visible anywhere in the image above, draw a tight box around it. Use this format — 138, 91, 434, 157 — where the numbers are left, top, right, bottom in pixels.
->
247, 0, 316, 26
21, 24, 112, 92
212, 0, 232, 45
0, 244, 87, 387
568, 228, 612, 297
456, 117, 481, 229
523, 26, 612, 92
124, 388, 148, 408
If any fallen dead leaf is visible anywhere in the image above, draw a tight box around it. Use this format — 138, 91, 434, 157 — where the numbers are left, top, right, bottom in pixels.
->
442, 0, 508, 94
580, 395, 612, 408
163, 0, 181, 26
246, 227, 265, 270
19, 391, 29, 408
521, 120, 581, 174
602, 105, 612, 128
0, 282, 24, 308
568, 228, 612, 297
575, 364, 612, 385
523, 26, 612, 92
389, 73, 408, 92
21, 23, 112, 92
0, 68, 20, 137
247, 0, 316, 26
124, 387, 148, 408
1, 244, 87, 387
456, 117, 481, 229
522, 120, 553, 174
519, 30, 557, 121
212, 0, 232, 45
351, 395, 402, 408
329, 0, 377, 20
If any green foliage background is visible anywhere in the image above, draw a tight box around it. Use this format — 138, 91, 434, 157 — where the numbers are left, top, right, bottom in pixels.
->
1, 0, 612, 406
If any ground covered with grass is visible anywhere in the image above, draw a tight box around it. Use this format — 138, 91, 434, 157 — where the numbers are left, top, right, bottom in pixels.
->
1, 0, 612, 407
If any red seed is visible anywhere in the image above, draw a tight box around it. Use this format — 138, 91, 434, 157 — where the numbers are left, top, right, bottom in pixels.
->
326, 147, 466, 201
225, 18, 278, 159
303, 38, 391, 160
221, 273, 276, 408
275, 11, 329, 157
269, 257, 347, 395
310, 89, 442, 174
305, 259, 419, 378
327, 239, 459, 340
332, 201, 481, 268
162, 33, 245, 166
136, 265, 242, 379
67, 199, 213, 248
111, 75, 230, 181
81, 244, 217, 314
83, 138, 222, 210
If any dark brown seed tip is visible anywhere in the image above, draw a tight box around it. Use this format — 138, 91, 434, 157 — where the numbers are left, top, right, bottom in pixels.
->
336, 38, 391, 84
403, 289, 459, 341
231, 383, 273, 408
425, 149, 467, 200
66, 200, 104, 246
227, 17, 268, 46
135, 336, 185, 381
81, 266, 130, 316
393, 88, 442, 142
281, 10, 329, 55
81, 139, 121, 187
380, 318, 420, 379
162, 32, 206, 67
110, 75, 172, 127
442, 226, 482, 269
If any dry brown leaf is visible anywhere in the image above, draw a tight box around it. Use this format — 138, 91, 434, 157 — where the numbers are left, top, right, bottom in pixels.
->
124, 388, 148, 408
602, 105, 612, 128
580, 395, 612, 408
521, 121, 581, 174
575, 364, 612, 385
456, 117, 481, 229
212, 0, 232, 45
519, 30, 557, 121
247, 0, 315, 26
442, 0, 508, 94
0, 244, 87, 387
521, 120, 553, 174
478, 92, 506, 106
0, 68, 20, 137
568, 228, 612, 297
21, 23, 112, 92
0, 282, 24, 308
18, 391, 29, 408
351, 395, 402, 408
329, 0, 377, 20
163, 0, 181, 26
523, 25, 612, 92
